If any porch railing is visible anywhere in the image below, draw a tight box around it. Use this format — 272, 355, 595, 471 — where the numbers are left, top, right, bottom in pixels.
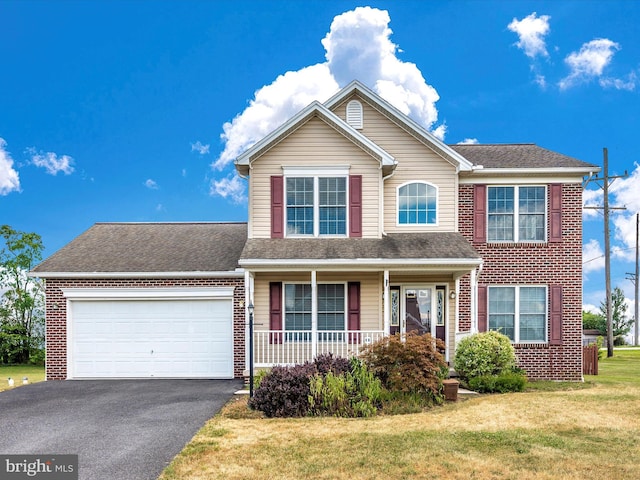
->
254, 330, 385, 367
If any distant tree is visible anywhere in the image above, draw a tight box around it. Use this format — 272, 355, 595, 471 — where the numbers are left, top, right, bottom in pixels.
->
0, 225, 45, 364
583, 310, 606, 334
599, 287, 633, 345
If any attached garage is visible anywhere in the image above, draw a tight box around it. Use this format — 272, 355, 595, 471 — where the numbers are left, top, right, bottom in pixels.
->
30, 222, 248, 381
66, 288, 234, 379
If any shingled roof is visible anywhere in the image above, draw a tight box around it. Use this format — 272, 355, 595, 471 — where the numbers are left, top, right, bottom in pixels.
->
240, 232, 480, 265
450, 143, 598, 170
31, 222, 247, 276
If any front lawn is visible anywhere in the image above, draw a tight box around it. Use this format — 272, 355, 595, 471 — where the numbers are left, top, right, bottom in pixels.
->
0, 364, 45, 392
160, 350, 640, 479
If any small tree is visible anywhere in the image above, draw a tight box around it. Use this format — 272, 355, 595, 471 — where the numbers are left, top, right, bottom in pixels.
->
0, 225, 45, 364
582, 310, 606, 334
599, 287, 633, 344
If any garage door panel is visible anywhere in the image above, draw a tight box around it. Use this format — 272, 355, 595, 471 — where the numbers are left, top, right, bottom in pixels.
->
70, 298, 234, 379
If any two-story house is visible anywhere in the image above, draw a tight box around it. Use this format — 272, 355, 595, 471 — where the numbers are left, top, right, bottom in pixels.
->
32, 81, 598, 381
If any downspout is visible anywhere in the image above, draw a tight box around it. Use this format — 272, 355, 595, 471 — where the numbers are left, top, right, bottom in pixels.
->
380, 161, 398, 237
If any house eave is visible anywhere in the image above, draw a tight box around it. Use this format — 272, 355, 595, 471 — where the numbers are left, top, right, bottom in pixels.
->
239, 257, 482, 272
28, 270, 246, 279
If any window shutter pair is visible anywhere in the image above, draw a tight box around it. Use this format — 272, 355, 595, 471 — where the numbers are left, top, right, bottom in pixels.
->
270, 175, 362, 238
476, 284, 563, 345
473, 184, 562, 243
268, 282, 361, 343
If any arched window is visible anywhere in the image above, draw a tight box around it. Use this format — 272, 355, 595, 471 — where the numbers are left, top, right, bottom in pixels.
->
346, 100, 363, 129
397, 182, 438, 225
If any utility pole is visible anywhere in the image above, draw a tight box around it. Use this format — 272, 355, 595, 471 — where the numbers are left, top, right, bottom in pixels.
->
627, 213, 639, 346
584, 148, 628, 357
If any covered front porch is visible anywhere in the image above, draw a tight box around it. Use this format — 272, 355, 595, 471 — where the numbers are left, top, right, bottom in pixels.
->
240, 233, 482, 371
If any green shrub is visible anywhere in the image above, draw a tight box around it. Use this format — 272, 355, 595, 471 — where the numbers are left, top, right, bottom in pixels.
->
361, 332, 447, 401
467, 371, 527, 393
454, 331, 516, 382
308, 357, 382, 417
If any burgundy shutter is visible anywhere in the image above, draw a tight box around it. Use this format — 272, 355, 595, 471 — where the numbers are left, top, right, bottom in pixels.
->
550, 285, 563, 345
347, 282, 361, 343
477, 284, 488, 332
271, 176, 284, 238
349, 175, 362, 237
269, 282, 283, 344
549, 184, 562, 243
473, 184, 487, 243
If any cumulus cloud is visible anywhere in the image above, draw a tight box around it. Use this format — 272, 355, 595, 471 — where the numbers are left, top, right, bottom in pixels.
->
144, 179, 159, 190
0, 138, 20, 195
212, 6, 444, 174
191, 141, 210, 155
583, 187, 603, 220
559, 38, 620, 90
457, 138, 479, 145
210, 174, 246, 204
609, 163, 640, 260
508, 12, 551, 58
583, 238, 605, 276
27, 148, 75, 175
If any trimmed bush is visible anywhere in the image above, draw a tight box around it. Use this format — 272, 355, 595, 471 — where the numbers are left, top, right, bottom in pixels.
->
361, 332, 447, 401
248, 362, 316, 417
454, 331, 516, 382
467, 371, 527, 393
308, 357, 382, 417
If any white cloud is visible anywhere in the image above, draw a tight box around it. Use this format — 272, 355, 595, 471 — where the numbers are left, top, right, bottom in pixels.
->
191, 141, 210, 155
583, 187, 603, 220
457, 138, 479, 145
0, 138, 20, 195
212, 6, 444, 171
508, 12, 551, 58
28, 148, 75, 175
599, 70, 637, 91
144, 179, 159, 190
210, 174, 246, 204
583, 238, 605, 276
559, 38, 620, 90
608, 163, 640, 260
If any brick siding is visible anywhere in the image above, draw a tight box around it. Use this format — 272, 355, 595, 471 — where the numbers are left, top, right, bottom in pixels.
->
458, 183, 583, 381
44, 277, 245, 380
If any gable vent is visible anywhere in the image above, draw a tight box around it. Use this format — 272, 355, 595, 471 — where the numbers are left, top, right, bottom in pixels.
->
346, 100, 363, 129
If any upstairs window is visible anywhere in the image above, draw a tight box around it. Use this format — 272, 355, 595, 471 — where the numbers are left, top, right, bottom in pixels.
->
397, 181, 438, 225
286, 176, 346, 236
488, 186, 545, 242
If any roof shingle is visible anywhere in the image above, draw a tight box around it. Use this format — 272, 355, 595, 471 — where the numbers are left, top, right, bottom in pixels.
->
32, 222, 247, 274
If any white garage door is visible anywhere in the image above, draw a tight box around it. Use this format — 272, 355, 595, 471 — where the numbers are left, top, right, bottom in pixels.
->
69, 296, 234, 379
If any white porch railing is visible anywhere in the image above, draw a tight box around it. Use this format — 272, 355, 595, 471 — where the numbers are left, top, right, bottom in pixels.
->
254, 330, 385, 367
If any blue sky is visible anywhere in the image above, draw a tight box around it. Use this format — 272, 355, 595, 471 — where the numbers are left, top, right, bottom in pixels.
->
1, 1, 639, 314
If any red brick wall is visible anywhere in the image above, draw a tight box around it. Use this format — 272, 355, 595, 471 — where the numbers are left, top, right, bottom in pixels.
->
44, 277, 245, 380
458, 183, 583, 381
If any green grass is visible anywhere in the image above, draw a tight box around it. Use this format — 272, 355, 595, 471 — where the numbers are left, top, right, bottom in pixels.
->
0, 364, 45, 392
159, 347, 640, 480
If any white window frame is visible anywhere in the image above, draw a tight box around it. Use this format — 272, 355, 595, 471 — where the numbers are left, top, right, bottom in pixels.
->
283, 166, 350, 238
487, 285, 548, 343
396, 181, 439, 227
283, 282, 348, 340
487, 185, 547, 243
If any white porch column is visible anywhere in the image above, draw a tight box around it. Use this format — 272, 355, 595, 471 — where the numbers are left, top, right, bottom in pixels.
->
311, 270, 317, 358
383, 270, 390, 335
244, 270, 254, 374
470, 268, 477, 334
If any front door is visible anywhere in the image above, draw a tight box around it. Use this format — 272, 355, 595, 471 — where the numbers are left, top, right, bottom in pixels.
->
390, 286, 446, 346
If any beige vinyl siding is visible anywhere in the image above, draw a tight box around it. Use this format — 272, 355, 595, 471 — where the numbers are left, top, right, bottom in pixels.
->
331, 95, 458, 233
248, 116, 382, 239
252, 272, 382, 332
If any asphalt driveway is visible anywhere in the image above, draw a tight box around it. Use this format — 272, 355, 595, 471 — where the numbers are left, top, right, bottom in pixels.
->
0, 379, 243, 480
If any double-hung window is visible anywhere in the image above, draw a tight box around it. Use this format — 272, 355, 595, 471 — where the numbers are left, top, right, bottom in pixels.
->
488, 286, 547, 342
487, 186, 546, 242
284, 283, 346, 341
397, 181, 438, 225
286, 175, 346, 236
